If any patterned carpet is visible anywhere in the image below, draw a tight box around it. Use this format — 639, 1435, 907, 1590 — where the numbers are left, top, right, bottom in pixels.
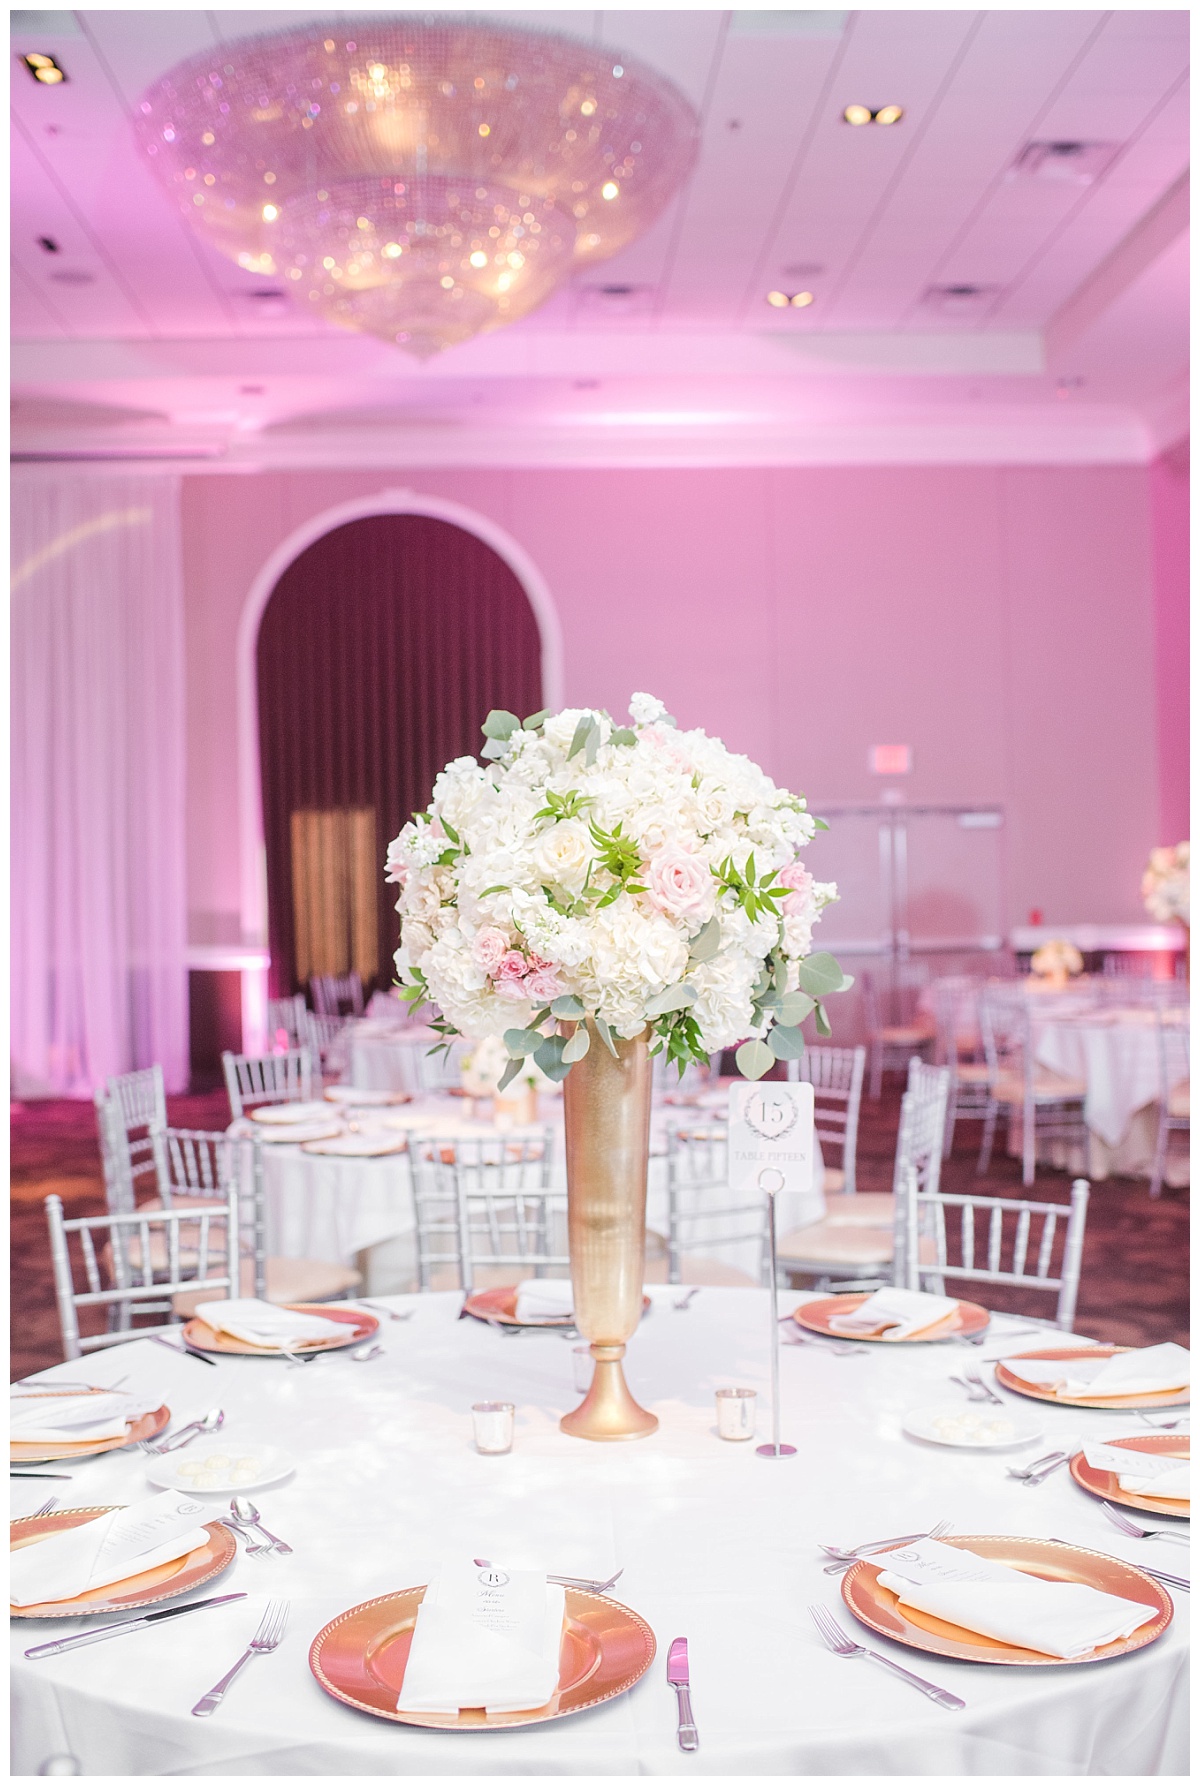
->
10, 1079, 1188, 1380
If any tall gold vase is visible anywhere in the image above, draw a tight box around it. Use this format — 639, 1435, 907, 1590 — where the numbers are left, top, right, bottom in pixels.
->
559, 1022, 658, 1441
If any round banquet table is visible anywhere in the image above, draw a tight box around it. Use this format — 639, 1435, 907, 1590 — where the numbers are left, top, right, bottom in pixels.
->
1032, 1007, 1189, 1186
10, 1292, 1189, 1776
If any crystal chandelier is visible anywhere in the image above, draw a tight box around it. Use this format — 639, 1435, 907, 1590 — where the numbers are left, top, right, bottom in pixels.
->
136, 16, 699, 357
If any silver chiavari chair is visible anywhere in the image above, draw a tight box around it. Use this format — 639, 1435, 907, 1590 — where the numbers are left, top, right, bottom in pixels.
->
1102, 952, 1155, 980
409, 1129, 558, 1291
976, 987, 1087, 1186
665, 1124, 769, 1287
895, 1165, 1090, 1331
311, 972, 365, 1017
95, 1065, 170, 1215
302, 1010, 349, 1083
222, 1047, 314, 1119
861, 966, 936, 1099
45, 1185, 238, 1360
1150, 1011, 1189, 1199
786, 1044, 866, 1194
267, 993, 308, 1049
930, 978, 991, 1157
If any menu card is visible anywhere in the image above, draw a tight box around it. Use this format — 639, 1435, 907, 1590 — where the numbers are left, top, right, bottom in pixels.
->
874, 1537, 1158, 1658
1082, 1442, 1190, 1501
11, 1490, 210, 1606
10, 1387, 159, 1444
397, 1560, 565, 1715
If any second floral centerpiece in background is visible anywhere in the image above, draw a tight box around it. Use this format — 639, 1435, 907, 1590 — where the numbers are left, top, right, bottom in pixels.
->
385, 693, 849, 1438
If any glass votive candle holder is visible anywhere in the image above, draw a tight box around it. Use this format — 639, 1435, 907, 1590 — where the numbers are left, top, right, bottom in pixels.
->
715, 1387, 757, 1441
571, 1345, 594, 1393
471, 1401, 515, 1455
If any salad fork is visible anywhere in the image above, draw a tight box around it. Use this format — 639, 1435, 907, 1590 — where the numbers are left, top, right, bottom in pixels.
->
1101, 1502, 1190, 1546
191, 1599, 289, 1717
1006, 1450, 1069, 1485
821, 1521, 950, 1573
808, 1606, 965, 1709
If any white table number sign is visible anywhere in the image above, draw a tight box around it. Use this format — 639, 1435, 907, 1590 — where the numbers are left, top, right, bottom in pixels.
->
728, 1081, 816, 1207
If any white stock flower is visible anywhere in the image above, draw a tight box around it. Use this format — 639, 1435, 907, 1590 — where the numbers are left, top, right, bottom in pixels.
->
629, 692, 668, 726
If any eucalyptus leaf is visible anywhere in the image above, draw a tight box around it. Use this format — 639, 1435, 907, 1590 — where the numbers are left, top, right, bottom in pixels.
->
594, 1014, 619, 1058
478, 885, 510, 898
735, 1038, 776, 1081
533, 1034, 571, 1082
496, 1055, 525, 1094
567, 714, 594, 760
481, 710, 519, 740
813, 1000, 833, 1038
644, 983, 697, 1019
550, 994, 586, 1019
778, 990, 816, 1027
583, 721, 601, 766
687, 917, 721, 964
522, 709, 550, 730
795, 952, 847, 997
503, 1027, 543, 1059
609, 727, 636, 746
767, 1023, 806, 1060
481, 737, 509, 761
562, 1025, 591, 1063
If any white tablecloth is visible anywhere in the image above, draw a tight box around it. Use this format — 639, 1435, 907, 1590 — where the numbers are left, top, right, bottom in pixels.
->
240, 1097, 824, 1288
11, 1295, 1188, 1775
1033, 1010, 1188, 1185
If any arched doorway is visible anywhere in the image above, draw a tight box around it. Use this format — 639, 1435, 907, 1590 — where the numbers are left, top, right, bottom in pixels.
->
254, 511, 544, 997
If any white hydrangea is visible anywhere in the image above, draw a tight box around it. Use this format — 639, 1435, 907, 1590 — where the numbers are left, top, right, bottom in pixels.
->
386, 694, 841, 1077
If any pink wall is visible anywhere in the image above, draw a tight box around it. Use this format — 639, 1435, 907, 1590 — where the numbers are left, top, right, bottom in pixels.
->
1148, 441, 1190, 844
180, 462, 1162, 947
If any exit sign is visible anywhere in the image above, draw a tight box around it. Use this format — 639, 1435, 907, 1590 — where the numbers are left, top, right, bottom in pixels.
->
870, 744, 911, 775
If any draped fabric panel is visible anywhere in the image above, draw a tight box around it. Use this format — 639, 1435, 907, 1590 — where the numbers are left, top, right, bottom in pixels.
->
11, 470, 189, 1096
256, 514, 543, 997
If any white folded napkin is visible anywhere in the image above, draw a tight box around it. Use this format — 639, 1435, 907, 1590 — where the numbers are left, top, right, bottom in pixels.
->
1082, 1441, 1190, 1502
249, 1100, 332, 1124
875, 1537, 1158, 1660
11, 1490, 210, 1607
10, 1388, 159, 1445
828, 1287, 960, 1341
194, 1298, 349, 1348
397, 1560, 565, 1715
1005, 1343, 1190, 1398
513, 1280, 575, 1323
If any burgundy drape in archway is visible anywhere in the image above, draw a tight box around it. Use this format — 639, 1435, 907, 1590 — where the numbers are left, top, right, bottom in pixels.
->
256, 513, 543, 997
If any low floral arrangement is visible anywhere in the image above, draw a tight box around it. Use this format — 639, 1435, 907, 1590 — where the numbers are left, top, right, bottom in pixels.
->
1142, 842, 1190, 925
1029, 939, 1085, 979
386, 694, 849, 1085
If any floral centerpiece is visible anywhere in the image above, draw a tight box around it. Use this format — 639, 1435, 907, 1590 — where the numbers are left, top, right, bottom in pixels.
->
1028, 938, 1085, 987
385, 693, 849, 1440
1142, 843, 1190, 925
386, 693, 847, 1081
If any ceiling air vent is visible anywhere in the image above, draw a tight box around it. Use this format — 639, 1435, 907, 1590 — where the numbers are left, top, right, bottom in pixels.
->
922, 284, 999, 316
1009, 141, 1119, 185
577, 283, 656, 318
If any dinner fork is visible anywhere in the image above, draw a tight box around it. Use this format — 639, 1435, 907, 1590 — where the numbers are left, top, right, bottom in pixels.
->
191, 1599, 289, 1717
1101, 1503, 1190, 1547
1137, 1412, 1189, 1431
32, 1496, 59, 1518
821, 1522, 950, 1573
956, 1365, 1004, 1406
1005, 1450, 1069, 1485
674, 1287, 700, 1311
808, 1606, 965, 1709
1050, 1541, 1189, 1592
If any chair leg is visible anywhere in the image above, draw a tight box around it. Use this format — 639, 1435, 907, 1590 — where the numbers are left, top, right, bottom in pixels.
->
1022, 1102, 1036, 1188
943, 1082, 958, 1159
1149, 1107, 1168, 1199
977, 1102, 998, 1175
869, 1041, 883, 1100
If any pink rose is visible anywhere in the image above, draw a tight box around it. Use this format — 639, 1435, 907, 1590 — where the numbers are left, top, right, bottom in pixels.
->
472, 927, 509, 974
384, 841, 408, 887
495, 950, 527, 982
495, 975, 532, 1002
646, 846, 713, 921
525, 967, 564, 1002
777, 862, 813, 916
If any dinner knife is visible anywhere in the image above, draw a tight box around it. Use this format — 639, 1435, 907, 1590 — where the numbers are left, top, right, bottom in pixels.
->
666, 1636, 699, 1752
24, 1593, 248, 1658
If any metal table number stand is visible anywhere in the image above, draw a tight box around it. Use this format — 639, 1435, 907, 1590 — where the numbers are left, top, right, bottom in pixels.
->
757, 1168, 796, 1459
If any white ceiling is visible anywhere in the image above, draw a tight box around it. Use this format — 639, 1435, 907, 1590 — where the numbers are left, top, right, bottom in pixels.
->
10, 7, 1190, 465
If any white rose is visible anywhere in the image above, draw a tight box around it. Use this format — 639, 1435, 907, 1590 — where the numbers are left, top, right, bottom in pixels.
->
533, 819, 591, 891
629, 692, 669, 726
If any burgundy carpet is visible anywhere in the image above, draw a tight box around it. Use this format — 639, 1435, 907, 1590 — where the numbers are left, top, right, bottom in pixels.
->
10, 1080, 1188, 1380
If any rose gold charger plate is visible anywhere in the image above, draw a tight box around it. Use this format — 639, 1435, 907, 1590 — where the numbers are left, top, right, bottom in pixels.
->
463, 1287, 651, 1330
842, 1534, 1173, 1667
11, 1394, 170, 1465
309, 1585, 656, 1728
994, 1346, 1191, 1411
182, 1303, 378, 1357
10, 1506, 237, 1619
1070, 1433, 1190, 1520
794, 1293, 990, 1344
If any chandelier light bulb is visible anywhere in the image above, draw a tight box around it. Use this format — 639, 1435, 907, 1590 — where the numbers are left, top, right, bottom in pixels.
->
765, 290, 789, 308
135, 15, 698, 356
843, 104, 873, 126
874, 104, 904, 126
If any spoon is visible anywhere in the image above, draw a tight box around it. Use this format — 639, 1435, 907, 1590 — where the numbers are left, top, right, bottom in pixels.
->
142, 1408, 224, 1455
356, 1300, 414, 1323
351, 1343, 384, 1363
230, 1496, 292, 1556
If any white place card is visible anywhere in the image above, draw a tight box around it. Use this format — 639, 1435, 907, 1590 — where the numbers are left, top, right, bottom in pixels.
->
1082, 1441, 1189, 1482
727, 1081, 815, 1200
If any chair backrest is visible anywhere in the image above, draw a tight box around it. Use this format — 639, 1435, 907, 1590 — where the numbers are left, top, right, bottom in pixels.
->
894, 1167, 1089, 1331
894, 1068, 951, 1199
787, 1045, 866, 1193
311, 973, 364, 1017
396, 1036, 468, 1094
409, 1130, 557, 1291
267, 994, 308, 1048
96, 1067, 170, 1213
1156, 1009, 1190, 1099
1103, 953, 1154, 979
302, 1010, 348, 1084
977, 984, 1029, 1074
222, 1047, 313, 1119
930, 979, 983, 1064
665, 1123, 768, 1286
45, 1185, 238, 1359
161, 1126, 267, 1300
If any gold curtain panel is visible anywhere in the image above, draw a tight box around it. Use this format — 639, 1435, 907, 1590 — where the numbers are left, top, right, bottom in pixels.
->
291, 808, 379, 986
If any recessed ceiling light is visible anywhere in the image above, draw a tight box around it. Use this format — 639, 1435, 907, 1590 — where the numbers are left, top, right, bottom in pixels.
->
874, 105, 904, 126
791, 291, 814, 308
23, 52, 66, 85
766, 290, 814, 309
766, 290, 789, 308
843, 104, 872, 127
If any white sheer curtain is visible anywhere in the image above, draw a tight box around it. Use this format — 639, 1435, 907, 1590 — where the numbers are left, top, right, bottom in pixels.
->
11, 470, 189, 1096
